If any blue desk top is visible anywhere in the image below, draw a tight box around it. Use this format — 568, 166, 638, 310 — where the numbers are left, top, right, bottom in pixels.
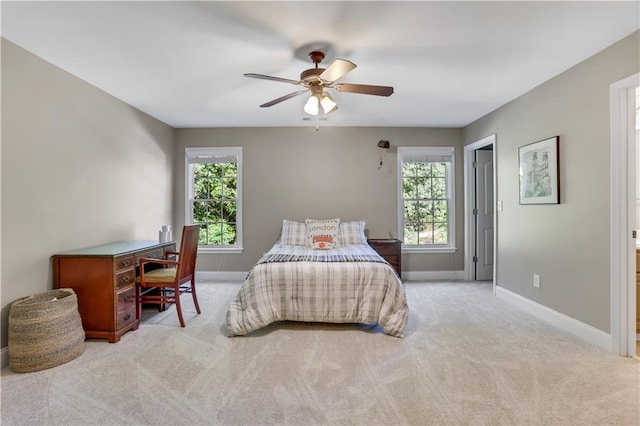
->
54, 240, 175, 257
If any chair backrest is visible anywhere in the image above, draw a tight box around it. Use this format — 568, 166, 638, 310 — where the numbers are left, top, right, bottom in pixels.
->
176, 225, 200, 282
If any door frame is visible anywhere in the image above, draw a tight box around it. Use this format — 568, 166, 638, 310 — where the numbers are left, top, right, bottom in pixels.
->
610, 72, 639, 357
464, 134, 497, 292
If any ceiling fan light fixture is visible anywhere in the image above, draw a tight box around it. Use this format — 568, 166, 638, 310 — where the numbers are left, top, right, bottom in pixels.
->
320, 93, 338, 114
303, 95, 320, 115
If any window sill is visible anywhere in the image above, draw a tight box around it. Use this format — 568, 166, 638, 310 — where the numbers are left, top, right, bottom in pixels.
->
402, 246, 457, 254
197, 247, 244, 254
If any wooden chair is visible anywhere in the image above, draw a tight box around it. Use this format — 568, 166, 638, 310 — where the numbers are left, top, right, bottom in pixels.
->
136, 225, 201, 327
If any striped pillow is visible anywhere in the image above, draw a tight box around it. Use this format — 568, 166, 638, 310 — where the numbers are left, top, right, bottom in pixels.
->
279, 220, 307, 246
338, 220, 368, 246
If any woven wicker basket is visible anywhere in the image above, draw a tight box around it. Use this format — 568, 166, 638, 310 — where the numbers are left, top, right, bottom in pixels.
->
8, 288, 85, 373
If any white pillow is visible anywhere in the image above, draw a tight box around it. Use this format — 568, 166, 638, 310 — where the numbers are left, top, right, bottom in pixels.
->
338, 220, 368, 246
279, 220, 307, 246
305, 218, 340, 249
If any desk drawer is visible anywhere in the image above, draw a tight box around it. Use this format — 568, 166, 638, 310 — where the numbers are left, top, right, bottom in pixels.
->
117, 287, 136, 311
117, 305, 136, 329
115, 255, 134, 271
115, 270, 135, 290
136, 248, 166, 264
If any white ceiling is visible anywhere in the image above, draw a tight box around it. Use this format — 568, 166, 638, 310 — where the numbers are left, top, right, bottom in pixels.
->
2, 1, 638, 128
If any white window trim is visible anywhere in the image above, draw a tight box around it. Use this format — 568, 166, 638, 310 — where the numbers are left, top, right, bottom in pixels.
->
185, 147, 243, 253
397, 146, 457, 253
197, 246, 243, 254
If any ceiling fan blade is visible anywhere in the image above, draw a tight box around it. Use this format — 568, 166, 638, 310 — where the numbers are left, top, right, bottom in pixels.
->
244, 73, 301, 85
333, 83, 394, 97
259, 89, 309, 107
319, 59, 356, 83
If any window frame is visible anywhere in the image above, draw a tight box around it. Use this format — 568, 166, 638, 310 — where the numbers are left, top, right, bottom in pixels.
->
185, 147, 243, 253
397, 146, 456, 254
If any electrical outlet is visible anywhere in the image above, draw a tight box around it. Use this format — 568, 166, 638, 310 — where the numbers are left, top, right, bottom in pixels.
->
533, 274, 541, 288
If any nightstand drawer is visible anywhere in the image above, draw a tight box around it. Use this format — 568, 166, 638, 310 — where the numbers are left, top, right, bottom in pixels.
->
367, 239, 402, 278
383, 254, 399, 265
372, 244, 398, 255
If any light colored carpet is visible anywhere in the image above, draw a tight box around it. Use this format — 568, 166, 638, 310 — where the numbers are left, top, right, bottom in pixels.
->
1, 281, 638, 425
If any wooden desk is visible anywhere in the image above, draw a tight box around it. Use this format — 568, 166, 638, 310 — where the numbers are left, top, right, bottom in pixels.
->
52, 240, 176, 343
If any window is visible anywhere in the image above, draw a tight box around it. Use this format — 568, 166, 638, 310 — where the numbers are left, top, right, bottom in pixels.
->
185, 147, 242, 253
397, 147, 456, 253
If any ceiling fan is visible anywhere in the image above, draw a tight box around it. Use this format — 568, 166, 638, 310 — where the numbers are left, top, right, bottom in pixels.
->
244, 51, 394, 116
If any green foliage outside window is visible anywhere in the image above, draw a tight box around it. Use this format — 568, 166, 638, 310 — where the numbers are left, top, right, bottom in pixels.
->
402, 162, 448, 245
192, 162, 237, 245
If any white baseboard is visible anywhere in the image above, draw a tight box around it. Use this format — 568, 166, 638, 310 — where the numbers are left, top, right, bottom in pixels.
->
196, 271, 248, 282
495, 286, 611, 351
402, 270, 466, 281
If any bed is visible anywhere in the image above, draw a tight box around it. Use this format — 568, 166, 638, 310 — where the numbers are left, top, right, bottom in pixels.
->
226, 219, 408, 337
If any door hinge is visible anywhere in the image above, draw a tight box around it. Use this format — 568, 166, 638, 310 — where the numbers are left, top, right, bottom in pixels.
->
473, 255, 478, 263
634, 230, 637, 239
473, 208, 478, 215
472, 161, 478, 168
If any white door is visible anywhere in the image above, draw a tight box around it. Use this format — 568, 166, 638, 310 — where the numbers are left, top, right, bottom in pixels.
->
475, 149, 494, 281
635, 86, 640, 350
611, 74, 638, 356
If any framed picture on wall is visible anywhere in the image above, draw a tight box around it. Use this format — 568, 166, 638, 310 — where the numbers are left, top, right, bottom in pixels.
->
518, 136, 560, 205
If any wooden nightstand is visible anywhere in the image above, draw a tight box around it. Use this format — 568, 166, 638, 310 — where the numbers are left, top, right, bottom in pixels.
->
367, 239, 402, 278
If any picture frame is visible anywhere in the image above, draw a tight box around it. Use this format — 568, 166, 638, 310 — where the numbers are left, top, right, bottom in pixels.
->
518, 136, 560, 205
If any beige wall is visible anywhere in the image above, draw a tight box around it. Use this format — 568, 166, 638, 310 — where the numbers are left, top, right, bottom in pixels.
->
175, 127, 464, 272
463, 31, 640, 333
4, 26, 636, 351
0, 39, 175, 347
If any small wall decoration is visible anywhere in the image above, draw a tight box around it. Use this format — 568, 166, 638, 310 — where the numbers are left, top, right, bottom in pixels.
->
518, 136, 560, 204
377, 140, 390, 169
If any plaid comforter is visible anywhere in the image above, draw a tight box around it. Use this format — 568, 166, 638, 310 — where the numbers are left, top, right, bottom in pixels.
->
226, 244, 408, 337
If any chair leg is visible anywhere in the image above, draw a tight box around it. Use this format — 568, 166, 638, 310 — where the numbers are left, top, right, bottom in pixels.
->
174, 284, 185, 327
190, 280, 201, 315
136, 284, 142, 322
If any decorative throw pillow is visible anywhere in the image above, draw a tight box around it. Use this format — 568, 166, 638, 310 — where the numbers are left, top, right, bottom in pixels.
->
279, 220, 307, 246
338, 220, 368, 246
305, 218, 340, 249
